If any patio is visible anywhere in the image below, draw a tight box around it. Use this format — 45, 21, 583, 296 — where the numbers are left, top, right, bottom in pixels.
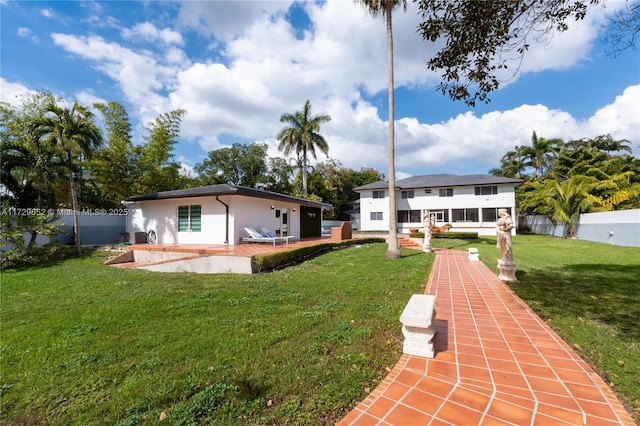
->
107, 236, 339, 272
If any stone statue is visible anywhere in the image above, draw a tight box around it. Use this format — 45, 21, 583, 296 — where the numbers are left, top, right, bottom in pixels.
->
496, 208, 514, 262
496, 208, 517, 281
422, 211, 435, 253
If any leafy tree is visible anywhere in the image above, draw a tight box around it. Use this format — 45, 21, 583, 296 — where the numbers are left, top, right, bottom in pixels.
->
88, 101, 137, 206
493, 133, 639, 215
31, 101, 103, 256
602, 2, 640, 57
0, 91, 64, 209
416, 0, 619, 106
356, 0, 406, 259
307, 161, 385, 220
195, 142, 268, 188
288, 156, 315, 195
554, 136, 633, 182
0, 201, 64, 269
306, 158, 344, 219
263, 157, 295, 194
351, 167, 385, 188
133, 109, 190, 194
526, 176, 601, 238
277, 100, 331, 196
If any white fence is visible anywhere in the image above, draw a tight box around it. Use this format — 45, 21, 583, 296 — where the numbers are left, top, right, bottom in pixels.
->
519, 209, 640, 247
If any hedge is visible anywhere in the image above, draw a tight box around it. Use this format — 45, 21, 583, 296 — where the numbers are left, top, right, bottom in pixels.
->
251, 237, 386, 273
409, 231, 479, 240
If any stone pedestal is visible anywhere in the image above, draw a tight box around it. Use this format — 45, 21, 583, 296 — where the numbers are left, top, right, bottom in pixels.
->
468, 248, 479, 261
422, 235, 432, 253
497, 259, 517, 281
400, 294, 436, 358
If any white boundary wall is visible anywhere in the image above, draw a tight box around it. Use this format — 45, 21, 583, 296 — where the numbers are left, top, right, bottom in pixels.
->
520, 209, 640, 247
3, 212, 126, 248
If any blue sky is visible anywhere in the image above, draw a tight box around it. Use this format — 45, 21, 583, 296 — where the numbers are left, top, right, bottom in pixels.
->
1, 0, 639, 180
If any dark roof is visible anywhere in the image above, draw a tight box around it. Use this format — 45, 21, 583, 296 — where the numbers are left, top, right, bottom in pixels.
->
125, 184, 333, 209
354, 174, 522, 191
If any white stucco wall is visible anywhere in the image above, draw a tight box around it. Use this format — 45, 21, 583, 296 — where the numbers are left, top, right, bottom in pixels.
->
520, 209, 640, 247
125, 196, 226, 244
358, 184, 518, 235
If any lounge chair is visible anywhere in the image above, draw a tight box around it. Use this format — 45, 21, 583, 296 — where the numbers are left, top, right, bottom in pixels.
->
241, 227, 293, 246
260, 227, 295, 244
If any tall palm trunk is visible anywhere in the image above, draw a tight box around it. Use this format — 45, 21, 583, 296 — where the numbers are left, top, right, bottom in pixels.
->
302, 148, 308, 195
66, 150, 82, 256
385, 7, 401, 259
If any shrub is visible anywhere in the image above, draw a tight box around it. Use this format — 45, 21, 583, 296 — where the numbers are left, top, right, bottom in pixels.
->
432, 232, 479, 239
1, 204, 66, 269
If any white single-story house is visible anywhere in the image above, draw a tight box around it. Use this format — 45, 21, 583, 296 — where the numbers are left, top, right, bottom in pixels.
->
354, 174, 522, 236
123, 184, 333, 245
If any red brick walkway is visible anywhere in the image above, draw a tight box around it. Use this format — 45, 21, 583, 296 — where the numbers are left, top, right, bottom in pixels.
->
338, 249, 634, 425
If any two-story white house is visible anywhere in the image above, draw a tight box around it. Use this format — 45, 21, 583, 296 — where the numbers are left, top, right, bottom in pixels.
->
354, 174, 522, 236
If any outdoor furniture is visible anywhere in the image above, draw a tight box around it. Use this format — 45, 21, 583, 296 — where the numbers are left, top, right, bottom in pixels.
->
241, 227, 293, 246
400, 294, 437, 358
260, 227, 295, 244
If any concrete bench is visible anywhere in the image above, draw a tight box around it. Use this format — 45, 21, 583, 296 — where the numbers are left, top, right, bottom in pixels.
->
400, 294, 437, 358
468, 247, 479, 261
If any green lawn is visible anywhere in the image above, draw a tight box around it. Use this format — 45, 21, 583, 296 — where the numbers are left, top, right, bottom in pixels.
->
1, 244, 431, 425
433, 234, 640, 420
2, 236, 639, 424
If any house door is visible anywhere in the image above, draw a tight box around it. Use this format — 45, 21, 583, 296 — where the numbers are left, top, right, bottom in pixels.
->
428, 209, 449, 225
275, 209, 288, 236
300, 206, 321, 238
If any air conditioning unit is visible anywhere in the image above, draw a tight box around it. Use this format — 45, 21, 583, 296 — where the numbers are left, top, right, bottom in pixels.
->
119, 232, 148, 244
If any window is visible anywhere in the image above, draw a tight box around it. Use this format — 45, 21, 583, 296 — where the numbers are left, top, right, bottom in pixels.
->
439, 188, 453, 197
482, 207, 511, 222
475, 186, 498, 196
397, 210, 421, 223
430, 209, 449, 223
178, 205, 201, 232
401, 190, 414, 199
370, 211, 383, 221
452, 208, 479, 222
424, 189, 432, 194
372, 190, 385, 199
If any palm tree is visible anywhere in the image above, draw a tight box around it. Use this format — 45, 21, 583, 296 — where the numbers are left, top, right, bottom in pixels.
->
355, 0, 406, 259
277, 100, 331, 195
491, 145, 528, 179
1, 136, 63, 210
32, 102, 103, 255
522, 131, 563, 179
533, 176, 600, 238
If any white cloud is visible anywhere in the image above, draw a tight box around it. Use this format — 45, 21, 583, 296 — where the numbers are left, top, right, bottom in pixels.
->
0, 78, 35, 106
17, 27, 31, 37
176, 1, 293, 41
586, 84, 640, 150
122, 22, 185, 46
50, 33, 176, 124
40, 8, 54, 18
